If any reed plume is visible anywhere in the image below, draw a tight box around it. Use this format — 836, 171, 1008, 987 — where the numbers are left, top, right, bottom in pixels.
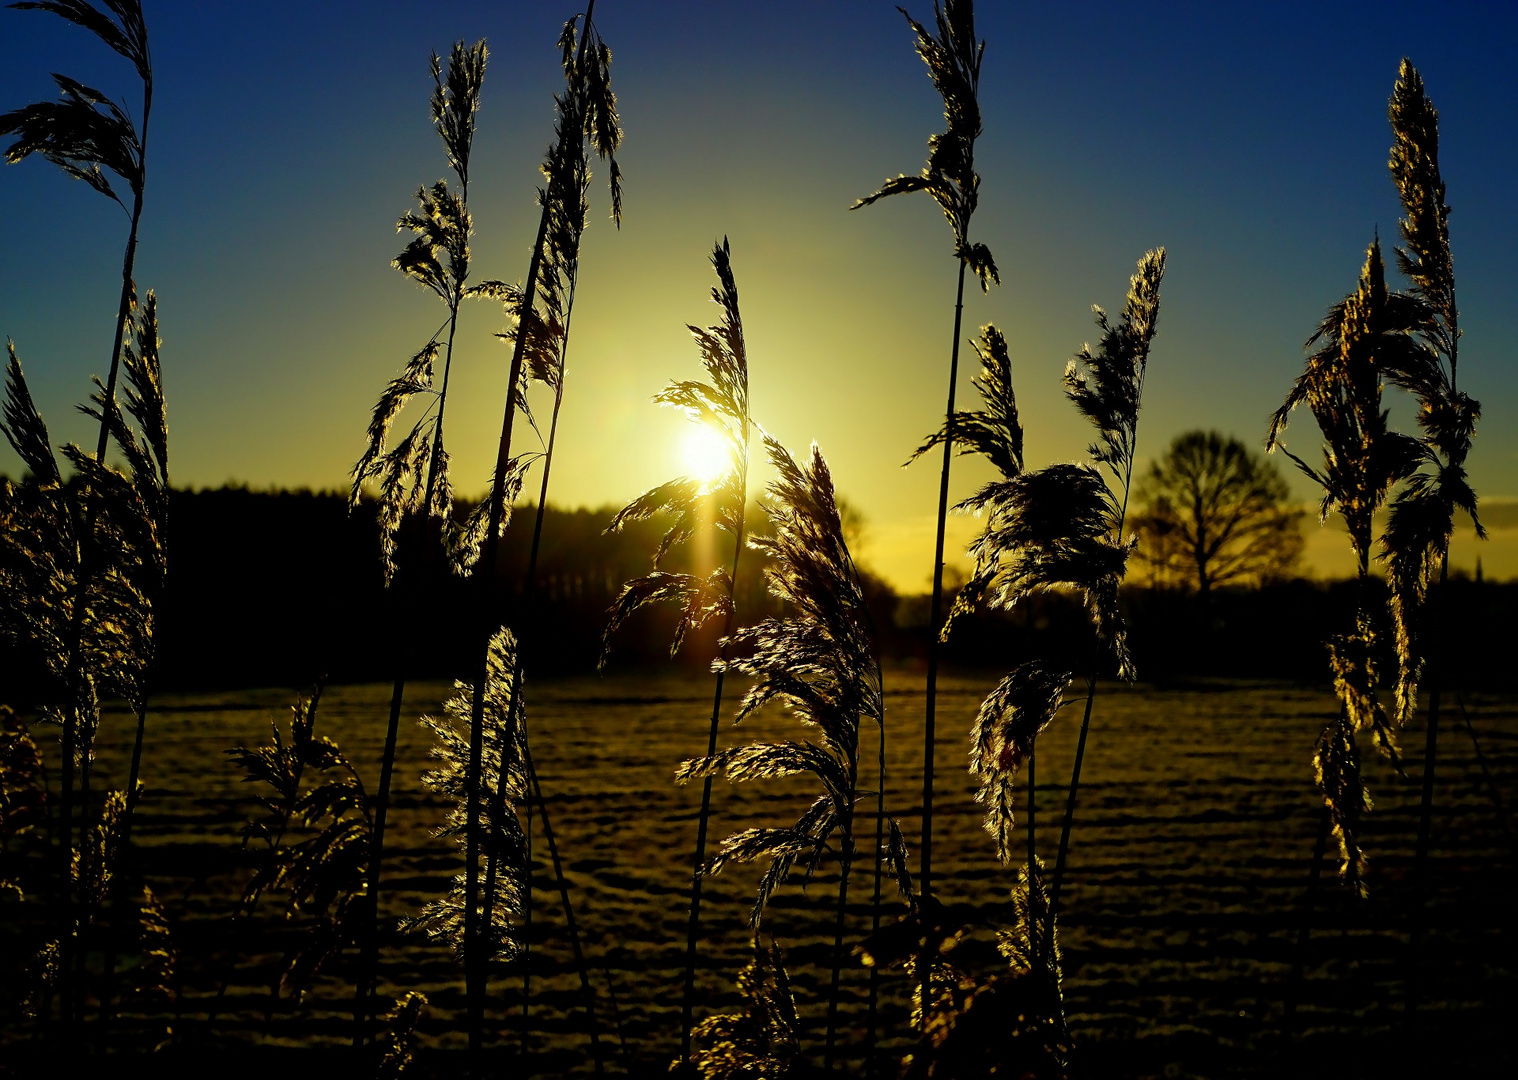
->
949, 253, 1164, 961
3, 1, 156, 1024
1377, 62, 1482, 966
476, 18, 601, 1044
228, 686, 374, 999
463, 2, 619, 1053
0, 293, 168, 1029
852, 12, 998, 1014
677, 435, 903, 1070
347, 38, 507, 1045
401, 628, 528, 970
602, 238, 751, 1065
1268, 238, 1426, 894
685, 938, 800, 1080
376, 991, 429, 1080
0, 705, 47, 901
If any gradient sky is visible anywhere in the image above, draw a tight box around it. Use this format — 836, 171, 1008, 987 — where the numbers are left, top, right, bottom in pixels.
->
3, 1, 1516, 590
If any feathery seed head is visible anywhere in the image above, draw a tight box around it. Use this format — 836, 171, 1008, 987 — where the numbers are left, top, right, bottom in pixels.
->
853, 1, 998, 289
430, 40, 487, 190
680, 436, 887, 923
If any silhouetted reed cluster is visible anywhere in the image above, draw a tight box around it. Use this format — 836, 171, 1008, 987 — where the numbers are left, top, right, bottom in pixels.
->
0, 2, 1503, 1077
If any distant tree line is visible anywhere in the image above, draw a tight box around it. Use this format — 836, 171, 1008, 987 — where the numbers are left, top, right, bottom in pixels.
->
3, 482, 1508, 696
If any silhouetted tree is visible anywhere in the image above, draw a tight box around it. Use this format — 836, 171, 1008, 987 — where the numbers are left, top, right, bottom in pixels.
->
1131, 430, 1304, 598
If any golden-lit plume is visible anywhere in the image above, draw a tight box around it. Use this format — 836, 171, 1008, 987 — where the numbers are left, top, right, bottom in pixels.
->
1268, 239, 1427, 894
227, 686, 373, 997
376, 991, 430, 1080
911, 323, 1023, 479
1378, 59, 1482, 724
401, 629, 528, 965
350, 40, 506, 584
602, 238, 753, 1064
685, 939, 800, 1080
604, 239, 750, 662
676, 434, 901, 1068
944, 253, 1163, 1006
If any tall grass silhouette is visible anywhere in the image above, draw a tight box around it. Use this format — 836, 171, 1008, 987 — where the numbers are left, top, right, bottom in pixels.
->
0, 294, 168, 1033
602, 238, 753, 1066
851, 2, 998, 1017
478, 13, 607, 1050
1268, 239, 1423, 897
347, 38, 501, 1046
2, 0, 157, 1028
1378, 61, 1483, 998
228, 684, 374, 1005
676, 434, 903, 1071
686, 938, 799, 1080
462, 1, 620, 1057
948, 252, 1165, 956
401, 629, 528, 983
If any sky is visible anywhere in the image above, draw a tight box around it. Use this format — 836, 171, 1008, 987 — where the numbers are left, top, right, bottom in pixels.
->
2, 1, 1516, 591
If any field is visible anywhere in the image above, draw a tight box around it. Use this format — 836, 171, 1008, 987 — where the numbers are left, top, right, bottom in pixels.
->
76, 668, 1518, 1077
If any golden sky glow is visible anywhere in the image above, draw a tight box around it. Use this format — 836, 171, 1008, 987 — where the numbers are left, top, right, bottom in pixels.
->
3, 3, 1516, 592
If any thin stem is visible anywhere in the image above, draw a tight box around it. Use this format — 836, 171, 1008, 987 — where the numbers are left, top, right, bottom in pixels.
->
465, 143, 550, 1071
356, 262, 466, 1048
1027, 746, 1037, 943
1044, 669, 1097, 954
468, 3, 597, 1050
525, 745, 604, 1074
1284, 802, 1330, 1035
1454, 692, 1515, 856
521, 781, 532, 1055
1045, 394, 1146, 949
481, 283, 578, 1051
1406, 553, 1448, 1022
919, 253, 969, 1028
680, 453, 749, 1063
96, 699, 152, 1042
865, 693, 887, 1072
824, 832, 856, 1073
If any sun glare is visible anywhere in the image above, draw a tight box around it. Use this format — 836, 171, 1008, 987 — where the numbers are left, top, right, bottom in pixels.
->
681, 424, 732, 485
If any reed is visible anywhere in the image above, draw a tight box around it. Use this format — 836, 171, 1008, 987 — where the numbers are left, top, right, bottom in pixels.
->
602, 238, 752, 1066
348, 38, 499, 1046
1268, 238, 1425, 897
1377, 60, 1482, 1010
945, 253, 1165, 962
676, 434, 904, 1071
686, 938, 799, 1080
2, 0, 154, 1024
476, 16, 598, 1044
402, 629, 529, 981
0, 291, 167, 1033
851, 2, 998, 1021
228, 684, 374, 1004
462, 2, 619, 1054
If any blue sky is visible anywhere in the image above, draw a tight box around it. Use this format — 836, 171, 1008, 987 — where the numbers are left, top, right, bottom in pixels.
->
2, 1, 1515, 586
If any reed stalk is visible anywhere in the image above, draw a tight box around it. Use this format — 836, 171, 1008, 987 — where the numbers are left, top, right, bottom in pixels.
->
602, 239, 751, 1064
1376, 60, 1482, 1017
464, 4, 619, 1053
3, 1, 154, 1027
676, 435, 900, 1071
851, 3, 998, 1024
349, 39, 493, 1047
481, 230, 581, 1052
1269, 237, 1430, 897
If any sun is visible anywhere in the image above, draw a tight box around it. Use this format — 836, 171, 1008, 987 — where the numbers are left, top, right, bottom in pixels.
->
681, 424, 733, 485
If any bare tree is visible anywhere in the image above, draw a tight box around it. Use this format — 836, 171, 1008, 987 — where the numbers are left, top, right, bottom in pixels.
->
1132, 430, 1304, 596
